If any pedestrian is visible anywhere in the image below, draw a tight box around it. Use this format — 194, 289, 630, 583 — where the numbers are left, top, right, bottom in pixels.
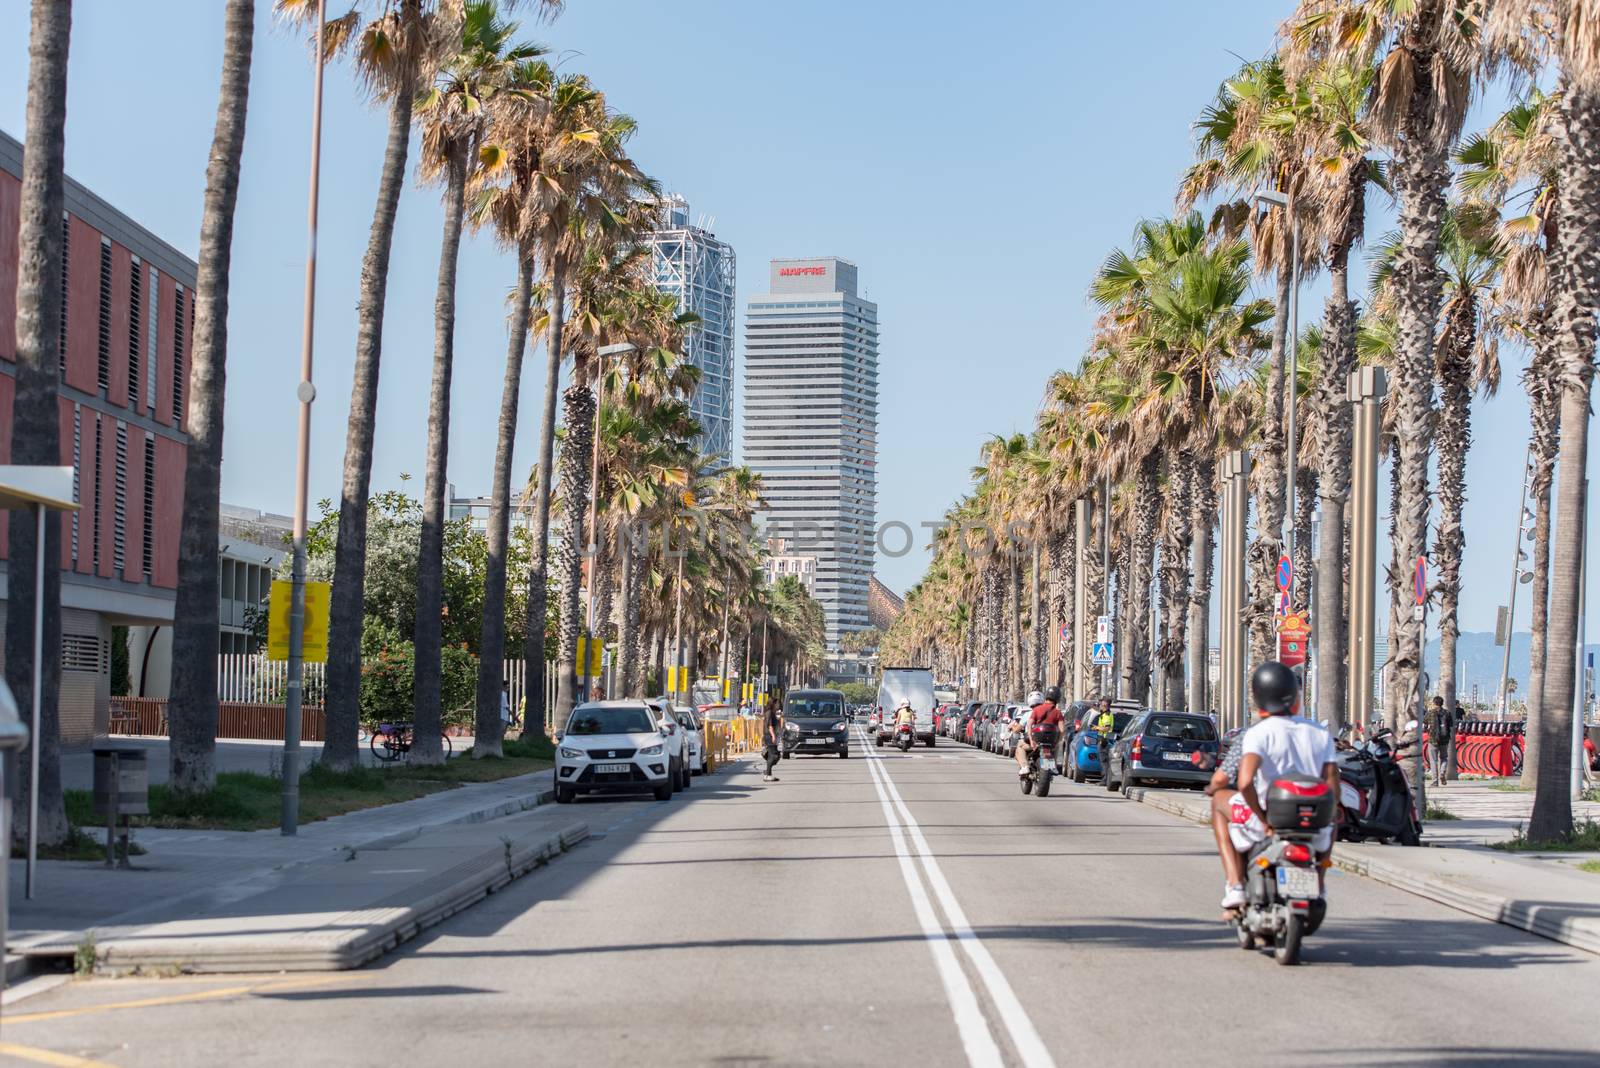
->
762, 701, 783, 782
499, 682, 514, 734
1427, 696, 1452, 787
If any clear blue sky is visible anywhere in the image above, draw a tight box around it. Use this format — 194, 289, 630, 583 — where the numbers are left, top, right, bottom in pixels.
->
2, 0, 1592, 666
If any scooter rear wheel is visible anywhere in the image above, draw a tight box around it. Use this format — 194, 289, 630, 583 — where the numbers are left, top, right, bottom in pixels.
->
1037, 770, 1052, 797
1274, 915, 1304, 965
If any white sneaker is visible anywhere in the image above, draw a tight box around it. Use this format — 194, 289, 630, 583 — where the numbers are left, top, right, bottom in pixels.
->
1221, 884, 1246, 910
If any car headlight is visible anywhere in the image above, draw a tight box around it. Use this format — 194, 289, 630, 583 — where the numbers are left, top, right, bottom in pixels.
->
558, 746, 584, 759
831, 721, 847, 731
639, 743, 663, 756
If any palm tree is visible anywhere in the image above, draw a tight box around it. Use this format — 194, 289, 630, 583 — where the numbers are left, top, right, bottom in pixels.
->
4, 0, 72, 848
410, 1, 540, 762
167, 0, 255, 796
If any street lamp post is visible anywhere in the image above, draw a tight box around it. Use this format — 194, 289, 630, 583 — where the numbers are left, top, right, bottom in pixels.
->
583, 342, 635, 702
1497, 450, 1536, 719
282, 0, 327, 836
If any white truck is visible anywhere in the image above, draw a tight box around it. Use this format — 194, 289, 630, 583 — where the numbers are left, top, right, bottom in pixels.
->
874, 666, 937, 748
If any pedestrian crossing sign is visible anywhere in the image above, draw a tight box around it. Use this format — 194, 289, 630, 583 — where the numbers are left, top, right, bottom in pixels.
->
1091, 641, 1114, 665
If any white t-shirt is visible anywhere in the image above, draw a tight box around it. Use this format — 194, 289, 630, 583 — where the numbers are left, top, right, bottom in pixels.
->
1241, 714, 1335, 797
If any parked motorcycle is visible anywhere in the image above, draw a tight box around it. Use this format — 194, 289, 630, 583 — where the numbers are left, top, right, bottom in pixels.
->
1232, 776, 1334, 966
1335, 729, 1422, 846
1021, 727, 1059, 797
896, 722, 915, 752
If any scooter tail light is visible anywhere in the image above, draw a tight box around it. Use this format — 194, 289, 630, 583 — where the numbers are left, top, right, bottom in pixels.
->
1283, 843, 1313, 864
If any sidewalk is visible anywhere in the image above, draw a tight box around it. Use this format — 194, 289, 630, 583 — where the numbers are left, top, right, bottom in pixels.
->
1125, 783, 1600, 957
1420, 778, 1600, 845
61, 735, 481, 789
10, 765, 562, 971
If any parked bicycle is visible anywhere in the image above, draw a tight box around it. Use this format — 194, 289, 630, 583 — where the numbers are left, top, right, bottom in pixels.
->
369, 722, 454, 763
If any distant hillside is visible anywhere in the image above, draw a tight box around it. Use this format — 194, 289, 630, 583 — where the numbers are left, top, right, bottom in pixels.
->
1422, 631, 1600, 700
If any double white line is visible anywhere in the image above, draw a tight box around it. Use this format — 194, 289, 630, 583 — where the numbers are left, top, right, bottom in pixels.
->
857, 727, 1055, 1068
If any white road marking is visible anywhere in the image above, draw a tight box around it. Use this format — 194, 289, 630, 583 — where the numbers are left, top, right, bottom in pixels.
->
858, 728, 1003, 1066
859, 727, 1058, 1068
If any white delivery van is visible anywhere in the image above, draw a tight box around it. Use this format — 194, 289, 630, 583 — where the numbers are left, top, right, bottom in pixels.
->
875, 666, 937, 748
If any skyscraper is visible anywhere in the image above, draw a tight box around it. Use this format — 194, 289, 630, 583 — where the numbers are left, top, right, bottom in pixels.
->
743, 258, 878, 648
647, 195, 736, 458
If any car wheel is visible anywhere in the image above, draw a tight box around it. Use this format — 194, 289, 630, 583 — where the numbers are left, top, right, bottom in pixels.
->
782, 751, 792, 760
653, 782, 672, 802
839, 749, 849, 759
1122, 772, 1137, 797
924, 737, 935, 749
680, 760, 692, 790
554, 784, 574, 805
1104, 761, 1120, 791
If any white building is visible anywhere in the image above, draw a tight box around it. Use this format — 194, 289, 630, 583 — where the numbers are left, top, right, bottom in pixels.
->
744, 258, 877, 648
764, 537, 817, 596
647, 195, 736, 459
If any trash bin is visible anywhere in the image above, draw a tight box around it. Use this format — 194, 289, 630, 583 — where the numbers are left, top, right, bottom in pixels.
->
92, 747, 149, 817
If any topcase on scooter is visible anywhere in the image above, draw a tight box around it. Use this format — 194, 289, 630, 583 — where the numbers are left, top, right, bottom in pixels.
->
1265, 776, 1336, 832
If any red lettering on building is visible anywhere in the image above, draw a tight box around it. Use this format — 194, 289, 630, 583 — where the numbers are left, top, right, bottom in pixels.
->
778, 266, 827, 277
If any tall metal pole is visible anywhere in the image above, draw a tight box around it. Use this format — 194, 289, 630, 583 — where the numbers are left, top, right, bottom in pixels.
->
1347, 367, 1387, 733
26, 503, 43, 897
1284, 212, 1300, 570
1073, 497, 1089, 703
1573, 478, 1588, 800
583, 357, 604, 703
1498, 450, 1533, 718
282, 0, 327, 836
1101, 473, 1112, 696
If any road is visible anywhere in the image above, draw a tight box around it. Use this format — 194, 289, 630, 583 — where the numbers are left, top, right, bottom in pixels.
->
10, 725, 1600, 1067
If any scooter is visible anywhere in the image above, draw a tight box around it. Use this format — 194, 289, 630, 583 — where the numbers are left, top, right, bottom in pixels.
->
896, 722, 915, 752
1335, 730, 1422, 846
1021, 727, 1058, 797
1232, 776, 1333, 966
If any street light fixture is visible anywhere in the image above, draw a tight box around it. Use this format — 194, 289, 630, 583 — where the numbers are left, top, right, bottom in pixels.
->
583, 342, 636, 701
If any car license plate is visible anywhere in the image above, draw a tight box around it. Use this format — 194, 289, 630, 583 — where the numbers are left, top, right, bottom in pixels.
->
1276, 866, 1319, 899
1166, 749, 1191, 762
806, 736, 827, 744
595, 763, 630, 774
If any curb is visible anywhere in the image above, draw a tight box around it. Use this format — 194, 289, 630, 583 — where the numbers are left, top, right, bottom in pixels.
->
1123, 785, 1600, 957
90, 821, 589, 975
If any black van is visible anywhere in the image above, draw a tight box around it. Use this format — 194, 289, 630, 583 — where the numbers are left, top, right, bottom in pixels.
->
781, 689, 850, 758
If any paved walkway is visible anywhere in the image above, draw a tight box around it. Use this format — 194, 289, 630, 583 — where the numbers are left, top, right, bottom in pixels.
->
1422, 778, 1600, 844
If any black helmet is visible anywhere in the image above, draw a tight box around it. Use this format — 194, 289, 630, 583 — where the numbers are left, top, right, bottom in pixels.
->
1043, 685, 1061, 704
1251, 661, 1299, 714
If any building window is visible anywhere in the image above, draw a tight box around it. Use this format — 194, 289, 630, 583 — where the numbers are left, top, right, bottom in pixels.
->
113, 422, 128, 573
128, 256, 142, 408
70, 405, 80, 567
97, 237, 112, 392
142, 434, 155, 581
172, 285, 186, 426
92, 416, 103, 572
145, 268, 159, 411
58, 212, 69, 375
61, 633, 103, 673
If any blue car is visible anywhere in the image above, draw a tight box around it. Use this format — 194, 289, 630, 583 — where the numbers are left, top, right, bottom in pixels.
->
1068, 711, 1134, 782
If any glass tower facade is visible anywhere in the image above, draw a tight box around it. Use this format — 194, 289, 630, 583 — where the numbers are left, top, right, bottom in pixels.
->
647, 195, 736, 458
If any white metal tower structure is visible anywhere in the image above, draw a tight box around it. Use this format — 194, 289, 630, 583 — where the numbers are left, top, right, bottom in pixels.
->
647, 195, 736, 459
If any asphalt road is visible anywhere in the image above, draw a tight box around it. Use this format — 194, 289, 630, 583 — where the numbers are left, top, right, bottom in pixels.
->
11, 725, 1600, 1067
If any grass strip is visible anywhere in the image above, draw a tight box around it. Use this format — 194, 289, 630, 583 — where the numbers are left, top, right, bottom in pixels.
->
1492, 818, 1600, 854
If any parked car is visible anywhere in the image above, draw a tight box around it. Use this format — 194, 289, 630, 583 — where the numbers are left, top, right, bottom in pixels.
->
1102, 711, 1219, 793
672, 704, 707, 775
645, 697, 692, 790
1067, 710, 1136, 782
781, 688, 850, 758
553, 700, 676, 803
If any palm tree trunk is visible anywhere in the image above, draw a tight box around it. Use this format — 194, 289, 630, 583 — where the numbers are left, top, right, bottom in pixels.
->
1247, 267, 1293, 664
1047, 528, 1069, 690
410, 141, 470, 765
1314, 185, 1360, 730
1187, 454, 1216, 714
1521, 342, 1560, 785
1433, 296, 1477, 754
1293, 464, 1315, 617
618, 523, 643, 695
4, 0, 72, 848
1528, 81, 1600, 842
472, 247, 534, 760
523, 259, 567, 730
593, 517, 616, 644
324, 21, 416, 772
1010, 551, 1023, 692
1124, 452, 1159, 703
1030, 542, 1043, 687
168, 0, 253, 795
1160, 453, 1193, 709
1084, 502, 1106, 698
553, 377, 597, 724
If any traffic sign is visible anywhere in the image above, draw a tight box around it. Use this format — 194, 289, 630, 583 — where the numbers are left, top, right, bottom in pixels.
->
1276, 555, 1293, 592
1091, 641, 1114, 666
1095, 615, 1111, 643
1277, 590, 1291, 618
1060, 623, 1070, 640
1413, 556, 1427, 605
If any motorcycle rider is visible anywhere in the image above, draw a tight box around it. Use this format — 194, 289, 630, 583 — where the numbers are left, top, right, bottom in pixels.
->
1014, 687, 1065, 777
894, 700, 917, 734
1202, 702, 1272, 909
1218, 661, 1340, 910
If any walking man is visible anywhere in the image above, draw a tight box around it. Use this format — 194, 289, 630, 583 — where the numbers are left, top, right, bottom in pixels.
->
1427, 696, 1453, 787
763, 701, 783, 783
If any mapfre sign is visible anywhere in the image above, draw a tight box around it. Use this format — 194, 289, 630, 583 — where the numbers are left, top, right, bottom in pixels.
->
778, 265, 827, 276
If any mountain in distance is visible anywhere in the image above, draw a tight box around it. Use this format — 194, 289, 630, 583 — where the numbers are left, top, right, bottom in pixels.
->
1421, 631, 1600, 701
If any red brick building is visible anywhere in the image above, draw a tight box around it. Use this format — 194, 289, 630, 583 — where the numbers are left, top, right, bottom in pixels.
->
0, 128, 193, 745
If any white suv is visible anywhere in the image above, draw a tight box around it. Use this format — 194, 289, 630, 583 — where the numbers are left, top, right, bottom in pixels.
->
554, 700, 675, 803
645, 697, 692, 791
670, 704, 706, 775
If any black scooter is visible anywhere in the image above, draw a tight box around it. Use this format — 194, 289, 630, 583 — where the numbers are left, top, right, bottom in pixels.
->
1021, 727, 1059, 797
1334, 730, 1422, 846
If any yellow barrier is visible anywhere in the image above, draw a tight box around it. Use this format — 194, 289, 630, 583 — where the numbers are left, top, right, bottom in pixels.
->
703, 715, 768, 772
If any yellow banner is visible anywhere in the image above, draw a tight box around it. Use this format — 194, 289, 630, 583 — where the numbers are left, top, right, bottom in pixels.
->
267, 580, 330, 663
577, 636, 604, 677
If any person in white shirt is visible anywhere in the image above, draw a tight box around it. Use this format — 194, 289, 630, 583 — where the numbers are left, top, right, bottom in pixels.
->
1218, 661, 1339, 910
